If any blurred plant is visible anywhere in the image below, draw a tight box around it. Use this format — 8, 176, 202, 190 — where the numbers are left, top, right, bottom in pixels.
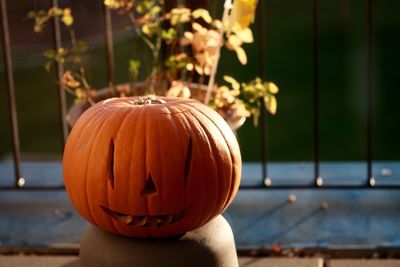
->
211, 76, 278, 126
28, 0, 279, 126
27, 6, 93, 103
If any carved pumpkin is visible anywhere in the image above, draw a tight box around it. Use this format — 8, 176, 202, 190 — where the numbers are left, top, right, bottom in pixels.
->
63, 96, 241, 238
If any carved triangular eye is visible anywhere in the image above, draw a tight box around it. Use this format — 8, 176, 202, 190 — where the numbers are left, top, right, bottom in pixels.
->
141, 174, 157, 196
184, 137, 193, 185
108, 139, 115, 188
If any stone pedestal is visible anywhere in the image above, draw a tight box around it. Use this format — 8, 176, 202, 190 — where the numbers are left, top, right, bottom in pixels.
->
80, 215, 238, 267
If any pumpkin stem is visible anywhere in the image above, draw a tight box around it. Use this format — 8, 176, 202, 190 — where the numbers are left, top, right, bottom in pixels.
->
134, 96, 166, 105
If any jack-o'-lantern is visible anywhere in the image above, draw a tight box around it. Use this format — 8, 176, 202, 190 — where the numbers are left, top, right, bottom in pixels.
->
63, 96, 241, 238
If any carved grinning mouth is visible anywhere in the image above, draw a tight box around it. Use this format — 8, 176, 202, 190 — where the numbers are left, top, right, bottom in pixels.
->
101, 206, 185, 227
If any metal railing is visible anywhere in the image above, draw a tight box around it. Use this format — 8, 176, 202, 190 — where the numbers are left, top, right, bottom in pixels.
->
1, 0, 398, 191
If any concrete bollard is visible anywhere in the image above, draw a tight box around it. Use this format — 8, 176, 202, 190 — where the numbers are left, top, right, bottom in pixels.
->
80, 215, 239, 267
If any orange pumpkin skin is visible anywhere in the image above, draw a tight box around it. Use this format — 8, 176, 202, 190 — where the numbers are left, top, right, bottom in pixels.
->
63, 97, 241, 238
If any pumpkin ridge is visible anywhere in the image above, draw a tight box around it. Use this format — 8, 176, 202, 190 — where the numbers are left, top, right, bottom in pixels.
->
185, 108, 223, 224
182, 108, 220, 228
63, 106, 103, 216
184, 102, 240, 211
144, 108, 151, 236
184, 103, 236, 214
111, 107, 142, 233
97, 108, 133, 234
83, 110, 116, 226
163, 108, 190, 229
175, 111, 208, 229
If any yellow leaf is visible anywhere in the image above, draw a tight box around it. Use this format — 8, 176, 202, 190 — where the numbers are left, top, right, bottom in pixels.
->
235, 46, 247, 65
150, 6, 162, 16
142, 24, 152, 36
184, 31, 193, 40
223, 75, 240, 91
267, 82, 279, 94
62, 13, 74, 26
212, 19, 223, 29
226, 0, 258, 32
264, 94, 277, 115
236, 28, 254, 43
194, 64, 203, 75
192, 8, 212, 24
227, 34, 242, 47
103, 0, 119, 9
192, 22, 203, 32
186, 63, 194, 71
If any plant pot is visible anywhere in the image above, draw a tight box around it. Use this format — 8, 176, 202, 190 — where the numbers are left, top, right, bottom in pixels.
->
66, 81, 246, 131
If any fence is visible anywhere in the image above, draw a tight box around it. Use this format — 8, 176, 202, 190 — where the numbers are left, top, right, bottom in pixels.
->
1, 0, 399, 190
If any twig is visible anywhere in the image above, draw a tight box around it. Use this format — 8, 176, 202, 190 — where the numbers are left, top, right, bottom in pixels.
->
204, 0, 232, 104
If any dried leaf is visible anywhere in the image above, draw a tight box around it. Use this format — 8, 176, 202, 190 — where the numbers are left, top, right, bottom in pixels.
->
192, 22, 203, 32
194, 64, 204, 75
192, 8, 212, 24
186, 63, 194, 71
212, 19, 223, 29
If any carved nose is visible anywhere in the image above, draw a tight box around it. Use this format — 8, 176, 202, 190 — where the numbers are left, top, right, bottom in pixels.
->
141, 174, 157, 196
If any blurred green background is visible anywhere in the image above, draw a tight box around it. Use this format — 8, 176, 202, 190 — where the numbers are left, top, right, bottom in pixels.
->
0, 0, 399, 162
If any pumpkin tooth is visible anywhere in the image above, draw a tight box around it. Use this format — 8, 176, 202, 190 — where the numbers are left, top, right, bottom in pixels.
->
102, 206, 185, 227
163, 215, 173, 224
171, 212, 182, 222
125, 216, 133, 224
115, 215, 127, 223
145, 216, 158, 226
132, 216, 146, 226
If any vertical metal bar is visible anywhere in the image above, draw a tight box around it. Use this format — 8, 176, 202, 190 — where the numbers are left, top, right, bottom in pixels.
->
367, 0, 374, 186
50, 0, 68, 145
0, 0, 23, 187
257, 0, 270, 187
312, 0, 322, 187
102, 3, 116, 91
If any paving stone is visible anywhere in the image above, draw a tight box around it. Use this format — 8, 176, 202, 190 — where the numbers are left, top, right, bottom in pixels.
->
239, 257, 324, 267
0, 256, 326, 267
328, 259, 400, 267
0, 256, 79, 267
